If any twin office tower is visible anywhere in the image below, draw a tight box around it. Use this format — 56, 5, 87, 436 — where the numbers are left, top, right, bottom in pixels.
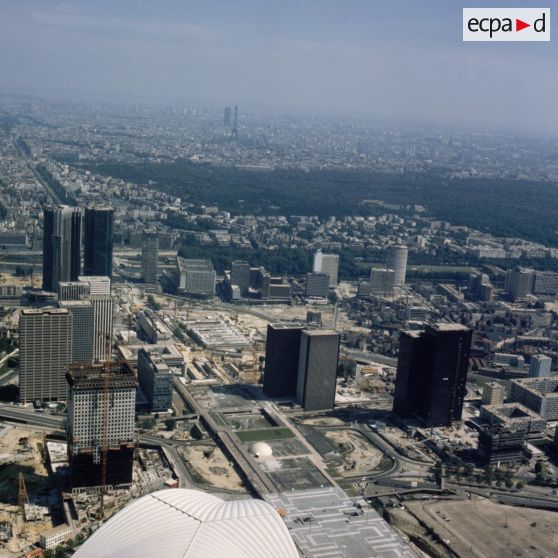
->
263, 323, 340, 411
43, 205, 113, 292
20, 206, 114, 404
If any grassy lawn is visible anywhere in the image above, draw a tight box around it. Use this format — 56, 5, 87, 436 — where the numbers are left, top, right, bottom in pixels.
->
211, 412, 228, 427
236, 428, 294, 443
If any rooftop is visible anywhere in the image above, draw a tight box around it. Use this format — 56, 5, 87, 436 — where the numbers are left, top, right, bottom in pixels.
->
74, 489, 298, 558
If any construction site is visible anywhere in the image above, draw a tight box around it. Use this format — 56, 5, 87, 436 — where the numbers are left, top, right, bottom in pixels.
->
0, 426, 55, 555
66, 361, 136, 491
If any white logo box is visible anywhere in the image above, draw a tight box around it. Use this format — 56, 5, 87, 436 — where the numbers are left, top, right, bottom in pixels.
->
463, 8, 550, 41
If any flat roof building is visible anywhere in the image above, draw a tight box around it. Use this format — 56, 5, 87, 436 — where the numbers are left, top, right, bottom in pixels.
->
482, 382, 505, 406
297, 330, 340, 412
509, 376, 558, 420
529, 355, 552, 378
19, 308, 73, 403
137, 310, 173, 344
59, 300, 94, 364
177, 258, 215, 297
480, 402, 546, 438
142, 232, 159, 284
263, 323, 304, 398
305, 272, 330, 298
393, 323, 472, 427
187, 319, 248, 349
313, 250, 339, 287
66, 362, 136, 489
137, 349, 173, 412
84, 207, 114, 278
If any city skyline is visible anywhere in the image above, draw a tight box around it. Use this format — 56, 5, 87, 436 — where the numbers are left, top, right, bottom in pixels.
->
0, 1, 556, 133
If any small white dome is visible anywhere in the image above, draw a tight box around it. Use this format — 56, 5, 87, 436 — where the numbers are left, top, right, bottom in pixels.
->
250, 442, 273, 458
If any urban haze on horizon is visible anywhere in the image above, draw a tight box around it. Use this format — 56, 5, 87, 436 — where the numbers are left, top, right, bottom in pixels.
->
1, 2, 558, 558
0, 0, 557, 133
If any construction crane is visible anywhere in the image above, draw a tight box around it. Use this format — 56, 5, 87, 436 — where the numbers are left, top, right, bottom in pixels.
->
99, 334, 111, 518
18, 472, 29, 516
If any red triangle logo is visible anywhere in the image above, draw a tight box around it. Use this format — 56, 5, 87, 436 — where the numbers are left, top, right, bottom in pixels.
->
516, 19, 530, 31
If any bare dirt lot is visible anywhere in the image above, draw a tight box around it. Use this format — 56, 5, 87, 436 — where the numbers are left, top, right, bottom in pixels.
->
324, 429, 382, 475
179, 444, 244, 491
408, 497, 558, 558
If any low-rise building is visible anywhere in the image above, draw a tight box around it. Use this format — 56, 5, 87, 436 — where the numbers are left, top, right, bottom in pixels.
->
509, 376, 558, 420
137, 348, 173, 412
136, 310, 173, 344
40, 524, 72, 550
176, 258, 215, 297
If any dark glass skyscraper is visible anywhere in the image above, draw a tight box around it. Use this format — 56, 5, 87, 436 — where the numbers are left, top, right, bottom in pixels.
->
42, 205, 82, 292
296, 329, 340, 411
393, 324, 472, 427
263, 323, 304, 397
83, 207, 114, 277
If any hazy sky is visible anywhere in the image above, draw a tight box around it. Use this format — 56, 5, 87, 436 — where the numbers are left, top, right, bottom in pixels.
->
1, 1, 556, 132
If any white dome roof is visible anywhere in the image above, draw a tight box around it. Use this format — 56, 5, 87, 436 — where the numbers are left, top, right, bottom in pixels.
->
250, 442, 273, 458
74, 489, 298, 558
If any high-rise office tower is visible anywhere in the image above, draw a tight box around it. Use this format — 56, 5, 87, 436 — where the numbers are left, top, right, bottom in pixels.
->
66, 362, 136, 489
386, 245, 408, 288
224, 106, 232, 127
176, 258, 216, 296
58, 281, 91, 301
19, 308, 73, 403
263, 323, 304, 398
59, 300, 94, 364
313, 250, 339, 287
79, 275, 111, 296
393, 323, 472, 427
141, 232, 159, 283
83, 207, 114, 278
297, 330, 340, 411
79, 276, 113, 362
305, 272, 330, 298
369, 268, 396, 296
529, 355, 552, 378
231, 260, 250, 294
42, 205, 82, 292
505, 267, 534, 301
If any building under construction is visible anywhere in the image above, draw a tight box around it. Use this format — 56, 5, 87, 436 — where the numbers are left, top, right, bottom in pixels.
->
66, 362, 136, 490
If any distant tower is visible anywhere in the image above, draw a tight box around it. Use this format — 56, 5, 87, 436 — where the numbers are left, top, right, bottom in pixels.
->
313, 250, 339, 287
232, 105, 238, 138
84, 207, 114, 278
42, 205, 82, 292
529, 355, 552, 378
142, 232, 159, 284
231, 260, 250, 294
224, 106, 232, 127
386, 245, 408, 289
